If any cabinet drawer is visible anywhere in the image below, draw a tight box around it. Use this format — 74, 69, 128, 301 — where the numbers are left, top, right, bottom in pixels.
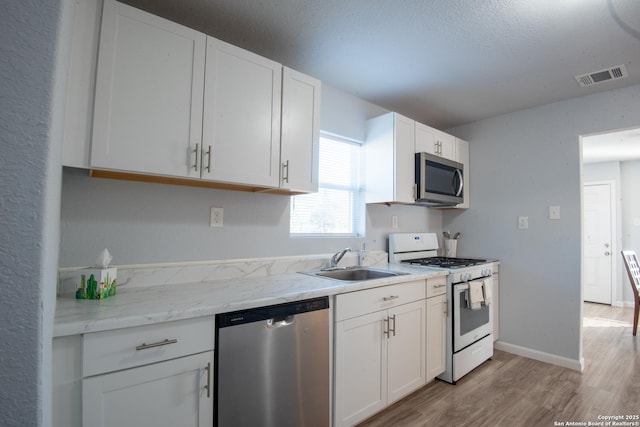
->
426, 276, 447, 298
335, 280, 426, 322
83, 316, 214, 377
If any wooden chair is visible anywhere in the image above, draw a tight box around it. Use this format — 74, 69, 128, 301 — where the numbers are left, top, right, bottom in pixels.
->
620, 251, 640, 336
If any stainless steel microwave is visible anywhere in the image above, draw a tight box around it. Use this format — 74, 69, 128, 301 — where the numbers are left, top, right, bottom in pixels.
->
414, 152, 464, 206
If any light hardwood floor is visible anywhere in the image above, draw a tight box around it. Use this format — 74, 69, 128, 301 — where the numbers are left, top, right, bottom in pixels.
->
358, 302, 639, 427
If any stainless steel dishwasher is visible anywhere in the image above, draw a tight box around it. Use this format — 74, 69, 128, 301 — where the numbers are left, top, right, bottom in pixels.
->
214, 296, 330, 427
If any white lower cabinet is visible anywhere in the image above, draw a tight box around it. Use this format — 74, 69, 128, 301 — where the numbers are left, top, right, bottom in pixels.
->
83, 351, 213, 427
334, 281, 426, 427
426, 293, 447, 379
53, 316, 215, 427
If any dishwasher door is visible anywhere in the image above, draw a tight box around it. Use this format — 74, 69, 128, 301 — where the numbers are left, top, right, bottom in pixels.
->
215, 296, 330, 427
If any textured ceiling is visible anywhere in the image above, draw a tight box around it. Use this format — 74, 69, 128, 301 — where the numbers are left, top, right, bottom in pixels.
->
123, 0, 640, 129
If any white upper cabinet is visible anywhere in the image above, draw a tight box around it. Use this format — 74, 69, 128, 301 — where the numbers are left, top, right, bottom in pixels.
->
365, 112, 416, 204
62, 0, 103, 168
415, 122, 456, 160
86, 0, 318, 192
279, 67, 321, 193
91, 0, 206, 178
202, 38, 282, 187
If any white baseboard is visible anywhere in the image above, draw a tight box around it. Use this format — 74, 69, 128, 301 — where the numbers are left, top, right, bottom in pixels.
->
494, 341, 584, 372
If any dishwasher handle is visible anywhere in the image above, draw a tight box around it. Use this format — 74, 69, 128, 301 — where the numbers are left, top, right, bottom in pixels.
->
266, 315, 295, 328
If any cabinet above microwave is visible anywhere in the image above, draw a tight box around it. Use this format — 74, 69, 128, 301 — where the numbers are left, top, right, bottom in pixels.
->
364, 112, 469, 209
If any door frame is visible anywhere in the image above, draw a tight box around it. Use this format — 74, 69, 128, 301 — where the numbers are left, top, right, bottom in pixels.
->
582, 180, 619, 306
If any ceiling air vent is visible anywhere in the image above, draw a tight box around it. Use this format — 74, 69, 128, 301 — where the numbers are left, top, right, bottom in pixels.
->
575, 64, 629, 87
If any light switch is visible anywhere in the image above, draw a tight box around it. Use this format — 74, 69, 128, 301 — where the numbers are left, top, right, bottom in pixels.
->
549, 205, 560, 220
518, 216, 529, 229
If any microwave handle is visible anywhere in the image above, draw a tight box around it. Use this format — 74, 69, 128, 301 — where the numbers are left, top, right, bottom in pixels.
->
454, 169, 463, 196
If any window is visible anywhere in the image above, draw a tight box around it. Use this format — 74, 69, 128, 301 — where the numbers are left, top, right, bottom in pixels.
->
290, 134, 364, 236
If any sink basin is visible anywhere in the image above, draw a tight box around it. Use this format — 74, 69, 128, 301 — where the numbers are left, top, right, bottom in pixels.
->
303, 268, 408, 282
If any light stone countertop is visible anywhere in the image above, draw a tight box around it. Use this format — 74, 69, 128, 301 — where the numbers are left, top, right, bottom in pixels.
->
54, 262, 448, 337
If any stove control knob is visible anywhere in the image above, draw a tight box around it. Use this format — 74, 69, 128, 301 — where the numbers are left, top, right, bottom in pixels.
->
461, 273, 470, 282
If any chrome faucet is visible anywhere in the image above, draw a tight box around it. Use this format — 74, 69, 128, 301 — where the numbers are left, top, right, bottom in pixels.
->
330, 248, 351, 268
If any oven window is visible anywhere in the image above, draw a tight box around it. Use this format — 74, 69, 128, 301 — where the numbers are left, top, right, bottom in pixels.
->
458, 292, 490, 335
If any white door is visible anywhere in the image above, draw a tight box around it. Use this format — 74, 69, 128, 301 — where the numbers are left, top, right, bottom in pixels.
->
583, 182, 614, 304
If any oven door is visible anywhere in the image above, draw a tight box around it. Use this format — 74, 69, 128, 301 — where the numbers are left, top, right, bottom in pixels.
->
453, 278, 493, 352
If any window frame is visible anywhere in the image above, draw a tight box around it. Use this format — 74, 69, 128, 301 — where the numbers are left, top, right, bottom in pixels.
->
289, 132, 365, 238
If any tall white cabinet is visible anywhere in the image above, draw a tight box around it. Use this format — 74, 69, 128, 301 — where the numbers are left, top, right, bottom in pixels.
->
91, 0, 206, 179
364, 112, 416, 204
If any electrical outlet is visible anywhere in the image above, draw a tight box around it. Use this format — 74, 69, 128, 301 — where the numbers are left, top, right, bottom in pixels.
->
518, 216, 529, 229
210, 207, 223, 227
549, 205, 560, 220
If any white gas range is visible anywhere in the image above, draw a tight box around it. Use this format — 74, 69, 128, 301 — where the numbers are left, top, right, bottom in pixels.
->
389, 232, 494, 384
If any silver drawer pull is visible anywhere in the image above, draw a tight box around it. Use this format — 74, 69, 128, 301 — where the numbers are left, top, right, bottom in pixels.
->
433, 284, 446, 288
135, 338, 178, 351
383, 295, 399, 301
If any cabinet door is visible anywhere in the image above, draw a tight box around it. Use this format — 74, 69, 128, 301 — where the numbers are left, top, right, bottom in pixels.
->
435, 131, 456, 160
426, 294, 447, 379
334, 311, 388, 427
387, 300, 426, 404
203, 38, 282, 187
415, 123, 456, 160
415, 122, 437, 155
82, 351, 213, 427
91, 0, 205, 178
62, 0, 103, 168
280, 67, 321, 193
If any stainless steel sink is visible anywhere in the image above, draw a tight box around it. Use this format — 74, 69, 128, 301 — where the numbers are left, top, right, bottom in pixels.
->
302, 267, 408, 281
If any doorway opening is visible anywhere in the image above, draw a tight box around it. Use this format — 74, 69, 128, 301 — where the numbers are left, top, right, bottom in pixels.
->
581, 126, 640, 308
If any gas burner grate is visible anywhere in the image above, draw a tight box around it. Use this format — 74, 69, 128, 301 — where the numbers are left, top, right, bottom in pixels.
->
403, 257, 488, 268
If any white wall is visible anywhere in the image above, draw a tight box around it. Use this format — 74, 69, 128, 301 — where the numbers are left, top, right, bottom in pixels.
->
59, 84, 443, 266
0, 1, 72, 425
444, 83, 640, 366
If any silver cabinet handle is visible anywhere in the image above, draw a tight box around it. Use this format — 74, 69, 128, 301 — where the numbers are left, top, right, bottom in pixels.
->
444, 300, 448, 316
205, 362, 211, 398
135, 338, 178, 351
282, 160, 289, 184
433, 284, 446, 289
206, 145, 212, 173
383, 295, 399, 301
193, 144, 199, 171
383, 317, 389, 337
604, 251, 611, 256
389, 314, 396, 337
